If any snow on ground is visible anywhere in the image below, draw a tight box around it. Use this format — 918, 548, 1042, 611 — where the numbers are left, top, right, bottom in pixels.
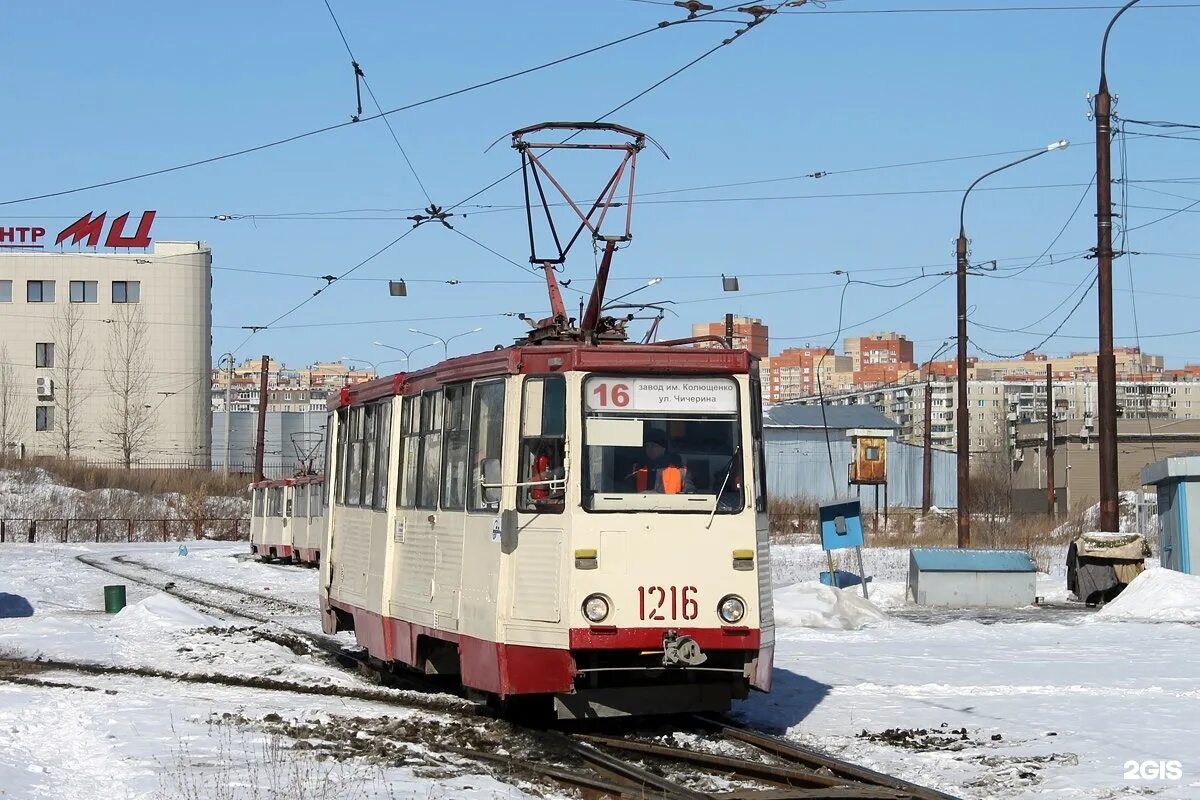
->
4, 538, 1200, 799
0, 542, 543, 799
749, 541, 1200, 799
0, 467, 247, 525
1095, 567, 1200, 623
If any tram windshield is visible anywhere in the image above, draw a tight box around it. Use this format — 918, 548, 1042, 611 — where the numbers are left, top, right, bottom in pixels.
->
583, 377, 744, 513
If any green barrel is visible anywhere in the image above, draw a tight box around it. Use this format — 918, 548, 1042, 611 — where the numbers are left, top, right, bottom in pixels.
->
103, 584, 127, 614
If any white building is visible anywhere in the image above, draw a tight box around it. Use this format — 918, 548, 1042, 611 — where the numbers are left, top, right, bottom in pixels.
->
0, 232, 212, 466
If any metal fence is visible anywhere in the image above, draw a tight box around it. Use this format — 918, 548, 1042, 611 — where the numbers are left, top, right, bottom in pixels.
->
0, 517, 247, 544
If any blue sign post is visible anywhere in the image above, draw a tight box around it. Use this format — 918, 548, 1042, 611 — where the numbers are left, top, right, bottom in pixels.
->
818, 500, 870, 598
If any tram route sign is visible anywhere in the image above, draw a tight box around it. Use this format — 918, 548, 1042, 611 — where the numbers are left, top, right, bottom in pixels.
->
586, 377, 737, 414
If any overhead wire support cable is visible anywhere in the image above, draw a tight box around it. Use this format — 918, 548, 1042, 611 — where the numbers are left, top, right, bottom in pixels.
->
445, 1, 787, 214
0, 15, 713, 208
226, 6, 754, 353
321, 0, 435, 205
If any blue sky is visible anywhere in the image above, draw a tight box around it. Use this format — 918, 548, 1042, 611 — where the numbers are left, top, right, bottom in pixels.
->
4, 1, 1199, 370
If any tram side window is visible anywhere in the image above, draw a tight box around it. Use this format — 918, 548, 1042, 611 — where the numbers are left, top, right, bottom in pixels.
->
519, 376, 566, 513
415, 390, 443, 509
469, 380, 505, 512
398, 396, 419, 508
334, 408, 347, 505
252, 488, 264, 518
441, 385, 470, 510
268, 486, 284, 517
362, 404, 378, 508
345, 406, 365, 506
372, 401, 392, 511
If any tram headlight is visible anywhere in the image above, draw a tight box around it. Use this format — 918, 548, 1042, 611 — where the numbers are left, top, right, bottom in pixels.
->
717, 594, 746, 624
582, 594, 611, 623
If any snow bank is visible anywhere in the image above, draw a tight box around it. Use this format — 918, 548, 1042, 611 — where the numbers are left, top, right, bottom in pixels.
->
1096, 568, 1200, 622
110, 593, 224, 630
773, 582, 892, 630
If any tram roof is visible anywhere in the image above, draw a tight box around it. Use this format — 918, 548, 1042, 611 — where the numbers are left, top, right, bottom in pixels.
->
329, 342, 753, 410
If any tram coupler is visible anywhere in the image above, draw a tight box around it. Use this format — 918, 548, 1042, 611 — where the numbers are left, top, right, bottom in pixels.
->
662, 631, 707, 667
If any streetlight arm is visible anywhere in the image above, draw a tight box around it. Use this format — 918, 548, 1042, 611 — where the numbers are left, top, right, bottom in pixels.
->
960, 149, 1052, 235
409, 329, 448, 348
1101, 0, 1142, 88
373, 341, 411, 358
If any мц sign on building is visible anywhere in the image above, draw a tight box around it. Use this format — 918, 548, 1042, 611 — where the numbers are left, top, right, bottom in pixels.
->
0, 211, 212, 466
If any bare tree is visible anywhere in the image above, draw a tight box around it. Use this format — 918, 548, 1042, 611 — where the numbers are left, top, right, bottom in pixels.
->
50, 302, 94, 458
103, 303, 157, 468
0, 344, 26, 462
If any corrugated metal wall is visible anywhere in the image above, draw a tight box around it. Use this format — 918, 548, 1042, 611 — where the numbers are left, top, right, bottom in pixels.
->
211, 411, 327, 477
765, 429, 958, 508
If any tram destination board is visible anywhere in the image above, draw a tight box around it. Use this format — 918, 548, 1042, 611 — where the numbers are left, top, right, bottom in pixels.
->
586, 377, 737, 413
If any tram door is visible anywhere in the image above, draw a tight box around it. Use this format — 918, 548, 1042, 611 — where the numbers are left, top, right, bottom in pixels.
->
509, 376, 568, 625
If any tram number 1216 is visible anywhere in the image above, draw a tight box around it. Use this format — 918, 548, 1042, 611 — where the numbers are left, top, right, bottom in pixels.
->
638, 585, 698, 621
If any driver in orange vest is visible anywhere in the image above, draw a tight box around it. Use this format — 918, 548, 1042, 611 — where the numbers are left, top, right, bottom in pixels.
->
632, 430, 694, 494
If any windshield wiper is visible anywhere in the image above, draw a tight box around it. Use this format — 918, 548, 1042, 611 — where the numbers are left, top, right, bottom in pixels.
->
706, 444, 740, 530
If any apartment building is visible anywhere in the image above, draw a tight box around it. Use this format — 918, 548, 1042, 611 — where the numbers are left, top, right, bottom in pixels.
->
762, 346, 854, 403
691, 316, 769, 358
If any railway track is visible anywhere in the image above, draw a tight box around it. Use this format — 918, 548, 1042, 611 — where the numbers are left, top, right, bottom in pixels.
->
73, 551, 453, 699
460, 720, 962, 800
71, 548, 962, 800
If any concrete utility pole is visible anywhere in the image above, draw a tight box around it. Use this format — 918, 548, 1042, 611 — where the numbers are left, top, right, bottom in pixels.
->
922, 382, 933, 515
1094, 0, 1141, 533
253, 355, 269, 483
956, 141, 1068, 548
220, 352, 234, 474
1046, 364, 1056, 516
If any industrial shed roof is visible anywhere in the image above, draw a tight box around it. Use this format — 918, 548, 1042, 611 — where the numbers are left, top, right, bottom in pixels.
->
763, 404, 899, 431
910, 548, 1036, 573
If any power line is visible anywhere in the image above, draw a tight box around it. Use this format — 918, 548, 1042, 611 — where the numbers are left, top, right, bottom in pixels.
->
0, 15, 714, 208
772, 275, 952, 341
969, 273, 1098, 359
320, 0, 433, 205
780, 2, 1200, 14
445, 1, 784, 212
231, 3, 780, 347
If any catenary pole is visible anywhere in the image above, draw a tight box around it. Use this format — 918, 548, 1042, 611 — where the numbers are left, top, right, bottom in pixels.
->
923, 381, 933, 515
254, 355, 269, 483
221, 353, 233, 474
1047, 363, 1056, 516
1095, 0, 1141, 532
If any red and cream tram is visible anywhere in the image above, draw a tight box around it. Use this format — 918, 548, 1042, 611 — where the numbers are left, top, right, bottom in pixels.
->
319, 121, 773, 717
319, 344, 773, 717
249, 475, 325, 565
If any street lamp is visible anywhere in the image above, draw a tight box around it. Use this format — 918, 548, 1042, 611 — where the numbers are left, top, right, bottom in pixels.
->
955, 139, 1068, 548
408, 327, 483, 360
339, 355, 378, 373
603, 277, 662, 309
372, 339, 437, 368
1094, 0, 1141, 533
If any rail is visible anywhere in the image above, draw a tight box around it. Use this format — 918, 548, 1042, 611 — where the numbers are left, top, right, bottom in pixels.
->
0, 517, 247, 544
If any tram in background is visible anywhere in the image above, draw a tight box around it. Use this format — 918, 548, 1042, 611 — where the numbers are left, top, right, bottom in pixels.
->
249, 475, 326, 566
